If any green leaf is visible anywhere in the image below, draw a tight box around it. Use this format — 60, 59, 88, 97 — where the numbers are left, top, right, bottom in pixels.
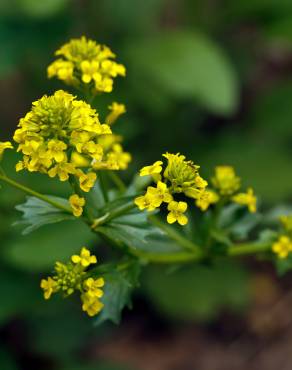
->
126, 31, 239, 115
15, 195, 73, 235
96, 197, 183, 254
218, 203, 261, 240
95, 262, 141, 325
143, 260, 250, 321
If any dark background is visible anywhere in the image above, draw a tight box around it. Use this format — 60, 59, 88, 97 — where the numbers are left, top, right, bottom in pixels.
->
1, 1, 292, 369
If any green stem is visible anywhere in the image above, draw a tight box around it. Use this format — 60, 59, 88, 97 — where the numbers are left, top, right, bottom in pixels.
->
0, 174, 72, 213
108, 171, 127, 193
228, 242, 271, 256
91, 202, 136, 229
149, 214, 202, 253
98, 172, 109, 203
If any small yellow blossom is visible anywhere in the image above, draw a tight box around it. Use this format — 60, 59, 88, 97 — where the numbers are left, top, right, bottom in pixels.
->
83, 277, 104, 298
272, 235, 292, 259
0, 141, 13, 159
71, 247, 97, 267
232, 188, 257, 213
140, 160, 163, 182
196, 189, 219, 211
134, 194, 157, 212
80, 60, 101, 84
40, 277, 57, 300
167, 201, 188, 226
212, 166, 241, 196
280, 215, 292, 232
106, 144, 131, 170
47, 139, 67, 163
78, 171, 97, 192
81, 292, 104, 317
105, 102, 126, 125
48, 162, 76, 182
47, 59, 74, 83
69, 194, 85, 217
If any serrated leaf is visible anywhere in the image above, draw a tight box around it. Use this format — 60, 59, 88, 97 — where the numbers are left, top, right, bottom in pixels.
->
15, 195, 74, 235
95, 262, 141, 325
96, 197, 183, 254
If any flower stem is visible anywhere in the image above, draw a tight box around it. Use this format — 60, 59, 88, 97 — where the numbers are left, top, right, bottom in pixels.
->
0, 174, 72, 213
108, 171, 127, 193
98, 172, 109, 203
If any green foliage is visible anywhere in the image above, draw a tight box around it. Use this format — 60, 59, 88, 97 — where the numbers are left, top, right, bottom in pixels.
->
143, 260, 250, 321
96, 197, 183, 254
15, 195, 73, 235
95, 261, 141, 325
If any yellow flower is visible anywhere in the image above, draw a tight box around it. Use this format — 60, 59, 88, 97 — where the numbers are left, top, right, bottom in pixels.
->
83, 277, 104, 298
105, 102, 126, 125
81, 292, 104, 317
47, 59, 74, 83
0, 141, 13, 159
272, 236, 292, 259
106, 144, 131, 170
47, 139, 67, 163
48, 162, 77, 181
167, 201, 188, 226
80, 60, 101, 84
140, 160, 163, 182
71, 247, 97, 267
147, 181, 173, 207
134, 194, 157, 212
232, 188, 257, 213
212, 166, 241, 196
196, 189, 219, 211
280, 215, 292, 232
48, 36, 126, 94
40, 277, 57, 300
69, 194, 85, 217
78, 171, 97, 192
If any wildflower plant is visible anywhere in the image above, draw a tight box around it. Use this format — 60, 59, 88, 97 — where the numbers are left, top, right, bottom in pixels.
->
0, 36, 291, 323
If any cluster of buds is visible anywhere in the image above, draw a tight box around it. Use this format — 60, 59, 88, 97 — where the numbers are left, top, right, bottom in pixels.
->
40, 247, 104, 317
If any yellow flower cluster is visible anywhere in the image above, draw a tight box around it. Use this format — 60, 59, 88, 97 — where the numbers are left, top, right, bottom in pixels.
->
272, 236, 292, 259
40, 247, 104, 317
211, 166, 257, 213
135, 153, 210, 225
0, 141, 13, 160
47, 36, 126, 94
13, 90, 130, 193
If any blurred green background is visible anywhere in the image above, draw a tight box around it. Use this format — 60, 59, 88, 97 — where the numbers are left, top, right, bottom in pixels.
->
1, 1, 292, 369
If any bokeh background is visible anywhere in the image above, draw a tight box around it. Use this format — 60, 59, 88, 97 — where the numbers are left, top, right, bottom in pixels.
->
1, 1, 292, 369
